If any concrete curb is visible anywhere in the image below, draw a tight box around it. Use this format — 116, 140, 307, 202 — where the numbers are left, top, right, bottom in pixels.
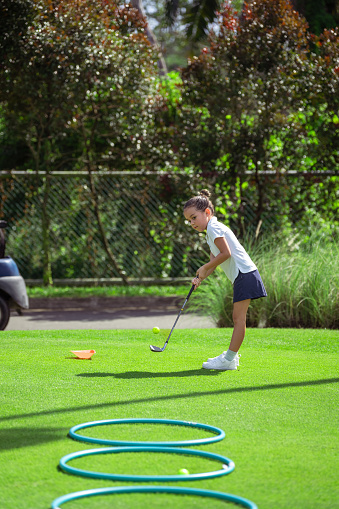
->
28, 296, 183, 310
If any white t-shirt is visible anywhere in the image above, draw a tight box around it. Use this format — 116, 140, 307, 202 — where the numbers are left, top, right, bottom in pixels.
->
206, 216, 257, 283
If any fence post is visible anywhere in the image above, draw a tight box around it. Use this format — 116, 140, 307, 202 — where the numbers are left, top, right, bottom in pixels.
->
41, 173, 53, 286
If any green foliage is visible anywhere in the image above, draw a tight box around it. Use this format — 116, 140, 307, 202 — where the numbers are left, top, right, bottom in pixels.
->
165, 0, 245, 43
0, 0, 176, 284
191, 235, 339, 329
2, 169, 337, 281
176, 0, 338, 234
0, 0, 162, 173
2, 172, 206, 280
180, 0, 338, 171
143, 0, 193, 70
0, 0, 338, 284
294, 0, 339, 35
0, 0, 35, 61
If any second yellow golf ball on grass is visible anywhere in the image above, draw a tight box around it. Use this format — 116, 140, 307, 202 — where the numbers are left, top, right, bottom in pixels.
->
152, 327, 160, 334
178, 468, 190, 475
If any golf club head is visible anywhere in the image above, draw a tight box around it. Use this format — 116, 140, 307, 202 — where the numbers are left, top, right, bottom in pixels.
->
148, 283, 195, 354
149, 345, 164, 352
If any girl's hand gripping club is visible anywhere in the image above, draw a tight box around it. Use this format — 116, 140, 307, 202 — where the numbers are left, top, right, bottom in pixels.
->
149, 282, 197, 352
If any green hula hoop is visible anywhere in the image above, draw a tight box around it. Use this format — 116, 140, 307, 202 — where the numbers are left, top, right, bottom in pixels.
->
59, 445, 235, 482
51, 486, 257, 509
68, 418, 225, 447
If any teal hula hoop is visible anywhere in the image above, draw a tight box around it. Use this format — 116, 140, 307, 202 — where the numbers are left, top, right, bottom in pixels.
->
59, 445, 235, 482
51, 486, 258, 509
68, 418, 225, 447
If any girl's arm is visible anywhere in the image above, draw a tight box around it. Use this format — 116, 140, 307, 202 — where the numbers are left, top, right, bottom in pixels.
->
196, 237, 231, 281
205, 252, 218, 277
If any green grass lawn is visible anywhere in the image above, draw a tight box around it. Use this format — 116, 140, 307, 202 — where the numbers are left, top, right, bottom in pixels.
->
1, 328, 338, 509
27, 285, 188, 299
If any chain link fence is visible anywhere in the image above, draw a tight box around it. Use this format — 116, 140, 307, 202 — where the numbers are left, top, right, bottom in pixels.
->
1, 172, 205, 283
0, 170, 334, 284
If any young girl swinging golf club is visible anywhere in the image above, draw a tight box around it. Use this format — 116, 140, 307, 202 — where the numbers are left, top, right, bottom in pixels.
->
184, 189, 267, 370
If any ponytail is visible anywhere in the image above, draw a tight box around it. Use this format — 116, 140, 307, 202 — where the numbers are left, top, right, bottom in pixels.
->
183, 189, 214, 214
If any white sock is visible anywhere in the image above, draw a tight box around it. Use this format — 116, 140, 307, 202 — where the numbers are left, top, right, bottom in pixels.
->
225, 349, 237, 362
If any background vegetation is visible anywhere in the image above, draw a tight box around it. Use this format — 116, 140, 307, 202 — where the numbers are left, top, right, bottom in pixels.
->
191, 233, 339, 329
0, 0, 338, 327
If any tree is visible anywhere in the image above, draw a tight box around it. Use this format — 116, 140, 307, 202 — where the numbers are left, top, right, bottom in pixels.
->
176, 0, 338, 231
291, 0, 339, 35
0, 0, 162, 284
164, 0, 339, 44
0, 0, 35, 61
142, 0, 194, 70
130, 0, 168, 73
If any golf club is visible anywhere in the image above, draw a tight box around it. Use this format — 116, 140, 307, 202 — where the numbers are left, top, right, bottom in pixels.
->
150, 281, 197, 352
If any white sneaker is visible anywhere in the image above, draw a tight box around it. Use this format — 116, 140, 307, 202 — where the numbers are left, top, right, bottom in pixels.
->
207, 351, 227, 362
202, 353, 237, 371
207, 352, 240, 367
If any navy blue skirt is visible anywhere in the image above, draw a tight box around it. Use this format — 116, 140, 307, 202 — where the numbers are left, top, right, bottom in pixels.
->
233, 269, 267, 303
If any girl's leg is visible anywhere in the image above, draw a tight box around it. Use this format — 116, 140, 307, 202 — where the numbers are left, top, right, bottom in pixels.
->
203, 299, 251, 369
229, 299, 251, 352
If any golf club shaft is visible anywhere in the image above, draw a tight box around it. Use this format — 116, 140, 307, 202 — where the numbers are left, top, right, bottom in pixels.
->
163, 284, 195, 347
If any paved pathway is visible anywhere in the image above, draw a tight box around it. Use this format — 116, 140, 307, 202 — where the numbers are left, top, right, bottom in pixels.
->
6, 297, 215, 331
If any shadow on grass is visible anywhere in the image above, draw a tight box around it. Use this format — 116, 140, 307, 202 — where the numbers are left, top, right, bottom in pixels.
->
76, 369, 222, 379
0, 427, 67, 451
1, 378, 338, 424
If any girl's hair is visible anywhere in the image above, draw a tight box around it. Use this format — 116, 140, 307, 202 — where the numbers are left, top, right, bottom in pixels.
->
183, 189, 215, 214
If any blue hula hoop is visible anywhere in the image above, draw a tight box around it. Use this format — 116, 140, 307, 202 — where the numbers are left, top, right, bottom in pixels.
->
69, 418, 225, 447
51, 486, 258, 509
59, 445, 235, 482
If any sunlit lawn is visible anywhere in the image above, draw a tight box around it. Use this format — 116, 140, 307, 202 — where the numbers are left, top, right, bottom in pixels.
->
1, 328, 338, 509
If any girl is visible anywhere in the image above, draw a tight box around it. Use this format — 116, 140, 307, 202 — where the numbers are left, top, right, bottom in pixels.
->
184, 189, 267, 371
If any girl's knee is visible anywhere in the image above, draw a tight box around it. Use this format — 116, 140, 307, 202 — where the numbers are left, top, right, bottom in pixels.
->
232, 309, 248, 326
233, 314, 246, 327
232, 299, 250, 325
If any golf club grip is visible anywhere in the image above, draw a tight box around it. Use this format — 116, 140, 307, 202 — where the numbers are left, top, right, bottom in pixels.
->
184, 284, 195, 306
178, 284, 195, 316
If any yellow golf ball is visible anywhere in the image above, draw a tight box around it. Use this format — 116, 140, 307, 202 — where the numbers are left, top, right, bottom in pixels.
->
152, 327, 160, 334
178, 468, 190, 475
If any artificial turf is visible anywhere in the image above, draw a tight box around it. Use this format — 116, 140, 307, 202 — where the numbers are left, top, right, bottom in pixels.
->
0, 328, 338, 509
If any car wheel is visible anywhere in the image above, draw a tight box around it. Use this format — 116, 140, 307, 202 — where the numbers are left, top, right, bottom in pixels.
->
0, 295, 10, 330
